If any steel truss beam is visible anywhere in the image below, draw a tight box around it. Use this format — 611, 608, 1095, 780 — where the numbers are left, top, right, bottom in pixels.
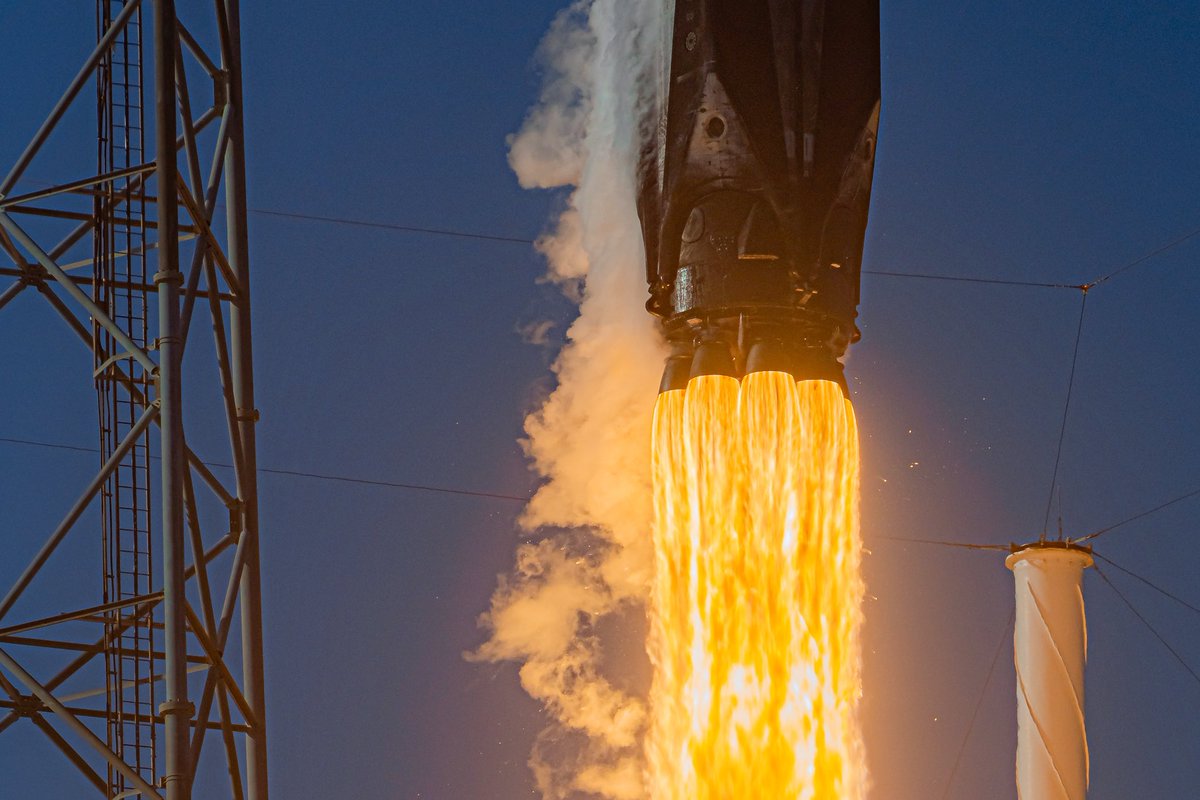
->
0, 0, 145, 197
0, 2, 268, 798
0, 698, 252, 735
0, 648, 164, 800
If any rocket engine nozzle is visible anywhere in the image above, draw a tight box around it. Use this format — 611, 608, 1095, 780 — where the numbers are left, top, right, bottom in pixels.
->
639, 0, 880, 394
658, 326, 848, 394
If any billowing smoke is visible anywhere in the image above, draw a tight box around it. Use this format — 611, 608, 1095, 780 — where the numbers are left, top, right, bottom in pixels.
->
470, 1, 669, 797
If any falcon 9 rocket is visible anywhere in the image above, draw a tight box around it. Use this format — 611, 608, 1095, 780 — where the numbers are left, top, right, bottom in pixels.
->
638, 0, 881, 391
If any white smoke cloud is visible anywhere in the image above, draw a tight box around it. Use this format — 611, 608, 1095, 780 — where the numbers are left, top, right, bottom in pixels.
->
519, 319, 559, 347
471, 1, 669, 797
506, 2, 594, 191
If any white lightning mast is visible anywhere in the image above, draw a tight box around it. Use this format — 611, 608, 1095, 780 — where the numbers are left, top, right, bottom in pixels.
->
1006, 542, 1093, 800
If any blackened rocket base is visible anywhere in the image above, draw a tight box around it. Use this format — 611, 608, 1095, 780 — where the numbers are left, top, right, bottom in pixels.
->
637, 0, 881, 392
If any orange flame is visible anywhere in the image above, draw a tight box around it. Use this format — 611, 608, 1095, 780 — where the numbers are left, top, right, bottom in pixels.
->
646, 371, 866, 798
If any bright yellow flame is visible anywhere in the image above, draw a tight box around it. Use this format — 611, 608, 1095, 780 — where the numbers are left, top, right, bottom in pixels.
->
646, 371, 866, 799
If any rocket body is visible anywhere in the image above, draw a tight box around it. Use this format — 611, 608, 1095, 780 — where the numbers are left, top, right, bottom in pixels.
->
638, 0, 881, 387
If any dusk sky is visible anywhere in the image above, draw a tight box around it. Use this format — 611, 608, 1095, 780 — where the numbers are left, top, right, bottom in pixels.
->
1, 1, 1198, 798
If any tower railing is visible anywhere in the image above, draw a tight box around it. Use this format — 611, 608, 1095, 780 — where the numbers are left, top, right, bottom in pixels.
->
96, 2, 157, 793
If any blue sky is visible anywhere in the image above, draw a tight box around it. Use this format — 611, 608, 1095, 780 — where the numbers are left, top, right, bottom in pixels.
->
1, 1, 1198, 797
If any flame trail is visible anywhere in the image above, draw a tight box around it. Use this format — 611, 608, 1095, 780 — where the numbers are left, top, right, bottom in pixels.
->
476, 1, 870, 796
647, 372, 867, 798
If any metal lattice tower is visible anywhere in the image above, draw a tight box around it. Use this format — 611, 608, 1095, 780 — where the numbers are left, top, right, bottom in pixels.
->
0, 2, 268, 798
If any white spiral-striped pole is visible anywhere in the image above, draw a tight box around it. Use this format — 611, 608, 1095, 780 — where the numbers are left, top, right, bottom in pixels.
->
1006, 543, 1092, 800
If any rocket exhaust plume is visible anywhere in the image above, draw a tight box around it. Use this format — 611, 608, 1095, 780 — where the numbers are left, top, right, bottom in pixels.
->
475, 0, 879, 797
648, 373, 865, 797
638, 0, 878, 790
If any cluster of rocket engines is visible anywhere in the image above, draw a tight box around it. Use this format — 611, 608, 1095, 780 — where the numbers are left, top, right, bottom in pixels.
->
637, 0, 881, 394
634, 8, 1096, 798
